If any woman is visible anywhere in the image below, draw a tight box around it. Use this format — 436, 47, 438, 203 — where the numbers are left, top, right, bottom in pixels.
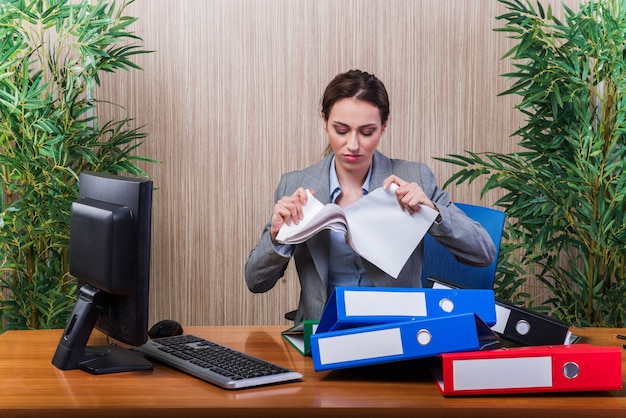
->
245, 69, 495, 323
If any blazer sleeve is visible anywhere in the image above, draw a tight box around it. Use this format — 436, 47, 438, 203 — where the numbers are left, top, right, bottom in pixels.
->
244, 173, 297, 293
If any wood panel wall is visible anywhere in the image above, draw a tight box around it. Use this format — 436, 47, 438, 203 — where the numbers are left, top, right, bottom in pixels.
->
96, 0, 578, 326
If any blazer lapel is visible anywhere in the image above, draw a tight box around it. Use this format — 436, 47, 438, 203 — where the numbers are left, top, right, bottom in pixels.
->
301, 156, 332, 204
370, 151, 394, 190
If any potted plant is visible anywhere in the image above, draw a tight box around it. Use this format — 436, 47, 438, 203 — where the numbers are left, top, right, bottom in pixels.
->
0, 0, 154, 331
439, 0, 626, 327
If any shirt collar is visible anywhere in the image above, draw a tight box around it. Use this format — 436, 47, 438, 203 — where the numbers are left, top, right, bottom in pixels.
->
329, 156, 372, 203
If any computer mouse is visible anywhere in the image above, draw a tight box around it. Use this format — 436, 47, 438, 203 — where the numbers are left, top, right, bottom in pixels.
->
149, 319, 184, 339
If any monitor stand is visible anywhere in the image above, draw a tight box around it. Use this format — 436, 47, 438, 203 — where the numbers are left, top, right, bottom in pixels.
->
78, 344, 153, 374
52, 284, 153, 374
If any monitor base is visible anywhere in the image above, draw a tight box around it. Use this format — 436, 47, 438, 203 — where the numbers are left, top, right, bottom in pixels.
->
78, 345, 153, 374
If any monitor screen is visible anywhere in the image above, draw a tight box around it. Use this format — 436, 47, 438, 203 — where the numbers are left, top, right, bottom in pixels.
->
52, 171, 154, 374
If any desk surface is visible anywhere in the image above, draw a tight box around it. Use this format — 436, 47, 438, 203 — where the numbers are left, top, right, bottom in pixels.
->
0, 326, 624, 418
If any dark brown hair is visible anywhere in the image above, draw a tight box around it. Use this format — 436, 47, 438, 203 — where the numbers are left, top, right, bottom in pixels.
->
321, 69, 390, 125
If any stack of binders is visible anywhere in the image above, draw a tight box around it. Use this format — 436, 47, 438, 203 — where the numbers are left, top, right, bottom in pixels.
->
422, 278, 622, 395
310, 286, 499, 371
308, 286, 623, 395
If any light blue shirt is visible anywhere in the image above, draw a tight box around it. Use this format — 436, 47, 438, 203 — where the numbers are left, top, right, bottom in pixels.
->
327, 157, 373, 295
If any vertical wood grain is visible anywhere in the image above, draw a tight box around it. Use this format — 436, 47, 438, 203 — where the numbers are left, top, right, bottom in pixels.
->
95, 0, 579, 326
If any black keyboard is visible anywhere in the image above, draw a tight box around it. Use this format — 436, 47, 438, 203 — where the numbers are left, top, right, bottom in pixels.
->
134, 334, 303, 389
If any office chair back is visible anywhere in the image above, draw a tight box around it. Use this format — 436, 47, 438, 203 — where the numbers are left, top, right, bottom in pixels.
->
420, 203, 505, 289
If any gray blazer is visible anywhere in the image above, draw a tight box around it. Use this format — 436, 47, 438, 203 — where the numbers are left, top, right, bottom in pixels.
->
244, 151, 496, 323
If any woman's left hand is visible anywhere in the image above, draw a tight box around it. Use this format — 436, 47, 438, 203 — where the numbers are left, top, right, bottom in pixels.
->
383, 175, 438, 216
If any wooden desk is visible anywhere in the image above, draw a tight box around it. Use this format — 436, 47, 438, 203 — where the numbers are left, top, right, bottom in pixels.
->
0, 326, 624, 417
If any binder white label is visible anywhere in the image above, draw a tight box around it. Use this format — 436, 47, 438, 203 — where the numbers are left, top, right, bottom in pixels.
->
317, 328, 403, 365
344, 290, 427, 317
452, 357, 553, 390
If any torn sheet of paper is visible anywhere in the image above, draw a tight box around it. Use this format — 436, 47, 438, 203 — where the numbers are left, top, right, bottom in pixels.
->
276, 186, 438, 278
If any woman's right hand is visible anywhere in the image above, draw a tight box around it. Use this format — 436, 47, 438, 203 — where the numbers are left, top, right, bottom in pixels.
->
270, 187, 313, 244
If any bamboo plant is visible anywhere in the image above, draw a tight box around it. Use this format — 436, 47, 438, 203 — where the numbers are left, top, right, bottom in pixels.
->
439, 0, 626, 327
0, 0, 154, 331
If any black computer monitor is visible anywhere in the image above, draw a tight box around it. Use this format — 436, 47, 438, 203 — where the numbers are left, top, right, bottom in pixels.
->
52, 171, 154, 374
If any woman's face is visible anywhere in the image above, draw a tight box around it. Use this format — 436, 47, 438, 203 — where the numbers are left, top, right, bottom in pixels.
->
323, 98, 387, 174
